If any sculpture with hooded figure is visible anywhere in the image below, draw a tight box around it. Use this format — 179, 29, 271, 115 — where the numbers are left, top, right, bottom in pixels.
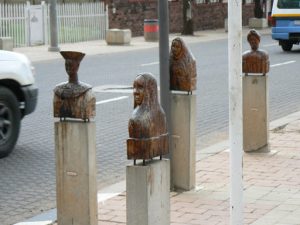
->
170, 37, 197, 93
127, 73, 168, 165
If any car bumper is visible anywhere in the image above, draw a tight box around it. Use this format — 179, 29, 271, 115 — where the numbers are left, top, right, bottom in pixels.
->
21, 84, 38, 115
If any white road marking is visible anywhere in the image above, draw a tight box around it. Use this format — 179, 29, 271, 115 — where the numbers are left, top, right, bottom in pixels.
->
271, 60, 296, 68
141, 61, 159, 66
96, 96, 128, 105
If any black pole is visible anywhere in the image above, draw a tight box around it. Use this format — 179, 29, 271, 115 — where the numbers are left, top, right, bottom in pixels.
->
158, 0, 171, 160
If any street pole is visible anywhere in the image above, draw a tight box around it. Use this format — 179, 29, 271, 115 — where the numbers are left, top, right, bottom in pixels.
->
158, 0, 171, 149
48, 0, 60, 52
228, 0, 243, 224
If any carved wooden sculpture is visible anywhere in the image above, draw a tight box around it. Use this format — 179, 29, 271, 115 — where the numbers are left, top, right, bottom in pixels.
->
127, 73, 168, 165
53, 51, 96, 121
243, 29, 270, 74
170, 37, 197, 92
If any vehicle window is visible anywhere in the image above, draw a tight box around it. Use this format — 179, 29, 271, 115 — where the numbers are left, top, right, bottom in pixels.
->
277, 0, 300, 9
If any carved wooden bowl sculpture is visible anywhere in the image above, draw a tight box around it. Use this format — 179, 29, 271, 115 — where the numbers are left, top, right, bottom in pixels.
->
127, 73, 169, 165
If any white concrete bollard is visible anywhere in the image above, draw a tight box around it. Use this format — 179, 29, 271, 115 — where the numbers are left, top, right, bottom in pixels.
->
126, 159, 170, 225
55, 121, 97, 225
0, 37, 13, 51
249, 18, 268, 29
243, 75, 269, 152
171, 93, 196, 191
106, 29, 131, 45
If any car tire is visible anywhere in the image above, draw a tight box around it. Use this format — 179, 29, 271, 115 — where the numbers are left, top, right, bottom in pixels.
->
0, 86, 21, 158
281, 41, 293, 51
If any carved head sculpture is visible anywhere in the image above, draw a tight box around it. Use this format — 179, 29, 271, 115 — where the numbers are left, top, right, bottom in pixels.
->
53, 51, 95, 121
133, 73, 159, 110
247, 29, 261, 51
127, 73, 168, 162
170, 37, 197, 92
130, 73, 167, 138
243, 29, 269, 74
60, 51, 85, 84
171, 38, 184, 60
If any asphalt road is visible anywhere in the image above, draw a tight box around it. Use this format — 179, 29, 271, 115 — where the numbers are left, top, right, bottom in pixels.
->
0, 34, 300, 225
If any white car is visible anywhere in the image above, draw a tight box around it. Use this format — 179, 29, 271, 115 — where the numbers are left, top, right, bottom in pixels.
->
0, 50, 38, 158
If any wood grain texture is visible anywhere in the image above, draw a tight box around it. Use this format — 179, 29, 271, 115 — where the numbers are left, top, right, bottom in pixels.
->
242, 29, 269, 74
127, 73, 169, 160
53, 51, 96, 120
170, 37, 197, 92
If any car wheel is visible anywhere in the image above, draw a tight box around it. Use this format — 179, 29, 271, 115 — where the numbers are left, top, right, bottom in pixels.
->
0, 86, 21, 158
281, 41, 293, 51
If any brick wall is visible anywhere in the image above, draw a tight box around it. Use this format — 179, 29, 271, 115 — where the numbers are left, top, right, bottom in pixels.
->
108, 1, 255, 36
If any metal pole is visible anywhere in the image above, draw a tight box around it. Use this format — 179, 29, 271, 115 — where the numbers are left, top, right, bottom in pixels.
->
48, 0, 60, 52
228, 0, 243, 224
158, 0, 171, 142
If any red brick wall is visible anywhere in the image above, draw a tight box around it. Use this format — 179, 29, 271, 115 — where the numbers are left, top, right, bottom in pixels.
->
108, 1, 255, 36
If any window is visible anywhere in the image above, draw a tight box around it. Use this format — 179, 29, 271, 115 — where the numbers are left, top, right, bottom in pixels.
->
277, 0, 300, 9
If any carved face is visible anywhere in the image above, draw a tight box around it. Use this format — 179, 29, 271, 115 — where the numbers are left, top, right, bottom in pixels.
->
133, 76, 144, 106
171, 39, 182, 59
248, 35, 260, 51
65, 59, 79, 77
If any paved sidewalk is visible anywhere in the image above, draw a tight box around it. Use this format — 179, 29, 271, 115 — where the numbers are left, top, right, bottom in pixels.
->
44, 112, 300, 225
94, 113, 300, 225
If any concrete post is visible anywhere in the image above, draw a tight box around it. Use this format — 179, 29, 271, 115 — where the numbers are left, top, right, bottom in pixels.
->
243, 75, 268, 152
126, 159, 170, 225
55, 121, 97, 225
171, 93, 196, 191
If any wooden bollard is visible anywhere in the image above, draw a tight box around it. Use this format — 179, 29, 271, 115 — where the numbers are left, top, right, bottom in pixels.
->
126, 73, 170, 225
242, 30, 270, 152
53, 51, 97, 225
170, 37, 197, 191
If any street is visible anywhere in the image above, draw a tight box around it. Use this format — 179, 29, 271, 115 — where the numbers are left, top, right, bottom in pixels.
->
0, 33, 300, 225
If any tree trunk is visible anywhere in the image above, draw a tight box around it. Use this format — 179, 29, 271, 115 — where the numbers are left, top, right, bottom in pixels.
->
182, 0, 193, 35
254, 0, 263, 18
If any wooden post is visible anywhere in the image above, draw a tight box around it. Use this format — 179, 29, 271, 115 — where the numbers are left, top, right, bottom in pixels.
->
169, 37, 197, 191
126, 73, 170, 225
53, 51, 97, 225
228, 0, 243, 224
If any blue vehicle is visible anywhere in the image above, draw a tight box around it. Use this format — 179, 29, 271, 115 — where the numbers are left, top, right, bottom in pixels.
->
271, 0, 300, 51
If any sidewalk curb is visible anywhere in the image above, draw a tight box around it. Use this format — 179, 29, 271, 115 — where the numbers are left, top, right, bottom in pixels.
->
14, 27, 271, 63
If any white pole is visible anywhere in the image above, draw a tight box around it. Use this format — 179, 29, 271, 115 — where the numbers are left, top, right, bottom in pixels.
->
228, 0, 243, 225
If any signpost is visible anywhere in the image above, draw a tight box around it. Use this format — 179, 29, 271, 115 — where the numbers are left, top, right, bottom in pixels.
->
228, 0, 243, 224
